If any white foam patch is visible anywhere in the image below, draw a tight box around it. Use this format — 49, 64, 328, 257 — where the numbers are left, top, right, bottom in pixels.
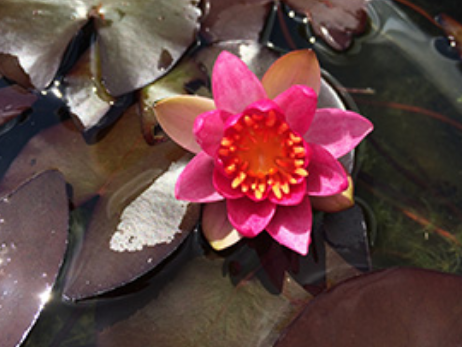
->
110, 157, 189, 252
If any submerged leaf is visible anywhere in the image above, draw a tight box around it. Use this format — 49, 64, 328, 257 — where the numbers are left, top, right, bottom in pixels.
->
275, 268, 462, 346
98, 255, 311, 346
0, 171, 68, 347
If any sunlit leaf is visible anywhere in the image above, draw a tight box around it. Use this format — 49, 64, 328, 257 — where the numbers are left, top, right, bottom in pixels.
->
0, 170, 68, 347
98, 254, 311, 346
275, 268, 462, 346
284, 0, 368, 50
139, 57, 208, 144
0, 0, 201, 96
92, 0, 201, 96
0, 105, 200, 300
63, 46, 115, 130
0, 0, 89, 89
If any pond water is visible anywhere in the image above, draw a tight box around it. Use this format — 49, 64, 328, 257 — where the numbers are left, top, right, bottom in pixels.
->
1, 0, 462, 345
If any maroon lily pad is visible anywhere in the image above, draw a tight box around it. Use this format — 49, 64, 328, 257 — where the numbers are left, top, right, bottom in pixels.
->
0, 84, 38, 128
284, 0, 369, 50
200, 0, 273, 43
0, 105, 200, 300
275, 268, 462, 346
98, 254, 311, 346
0, 0, 89, 90
0, 170, 68, 347
0, 0, 201, 96
63, 46, 115, 130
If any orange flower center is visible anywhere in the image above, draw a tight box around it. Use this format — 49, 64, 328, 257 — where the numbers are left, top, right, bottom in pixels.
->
217, 110, 309, 201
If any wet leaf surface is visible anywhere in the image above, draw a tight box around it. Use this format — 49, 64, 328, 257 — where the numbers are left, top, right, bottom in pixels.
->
0, 170, 68, 347
284, 0, 368, 50
275, 268, 462, 346
0, 105, 200, 300
0, 0, 201, 95
0, 0, 89, 90
98, 252, 311, 347
0, 84, 37, 130
63, 47, 115, 130
200, 0, 273, 43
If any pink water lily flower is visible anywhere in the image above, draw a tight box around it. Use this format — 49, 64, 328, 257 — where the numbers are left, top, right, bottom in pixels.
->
154, 50, 373, 255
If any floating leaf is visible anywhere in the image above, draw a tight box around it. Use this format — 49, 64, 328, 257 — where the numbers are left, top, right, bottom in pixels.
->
98, 254, 311, 346
63, 156, 200, 300
275, 268, 462, 346
0, 85, 37, 130
0, 0, 89, 89
0, 0, 201, 95
0, 170, 68, 347
284, 0, 368, 50
139, 57, 208, 144
63, 46, 115, 130
0, 106, 199, 300
200, 0, 273, 43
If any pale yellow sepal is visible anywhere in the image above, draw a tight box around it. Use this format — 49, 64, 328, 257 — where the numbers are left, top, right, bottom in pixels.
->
202, 201, 242, 251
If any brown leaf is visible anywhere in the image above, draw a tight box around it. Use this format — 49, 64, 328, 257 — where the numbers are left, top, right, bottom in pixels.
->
275, 268, 462, 346
0, 170, 68, 347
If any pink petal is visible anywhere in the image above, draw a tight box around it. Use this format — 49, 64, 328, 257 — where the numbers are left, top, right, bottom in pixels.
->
213, 168, 245, 199
212, 51, 267, 114
262, 49, 321, 99
202, 201, 242, 250
175, 152, 224, 202
306, 143, 348, 196
266, 196, 312, 255
273, 85, 317, 135
304, 108, 373, 158
194, 109, 229, 157
227, 197, 275, 238
154, 95, 215, 154
269, 180, 307, 206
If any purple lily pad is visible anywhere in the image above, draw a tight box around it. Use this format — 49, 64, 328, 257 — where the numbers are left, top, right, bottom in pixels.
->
275, 268, 462, 346
0, 170, 68, 347
284, 0, 368, 50
0, 106, 200, 300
